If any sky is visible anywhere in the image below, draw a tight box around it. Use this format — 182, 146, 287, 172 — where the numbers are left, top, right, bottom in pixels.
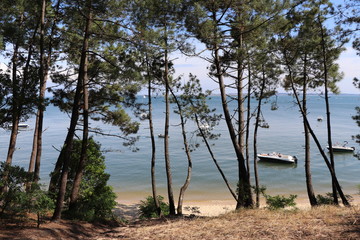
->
172, 44, 359, 95
1, 0, 359, 95
1, 44, 358, 95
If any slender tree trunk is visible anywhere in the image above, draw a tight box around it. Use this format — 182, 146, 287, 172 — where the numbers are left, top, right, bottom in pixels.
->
318, 18, 338, 205
146, 55, 161, 216
212, 34, 252, 208
30, 0, 61, 184
69, 8, 91, 209
193, 111, 237, 201
283, 50, 349, 206
163, 27, 175, 215
237, 60, 244, 153
7, 12, 34, 166
46, 0, 63, 193
33, 0, 49, 184
245, 55, 251, 185
6, 43, 20, 166
170, 91, 192, 216
52, 2, 92, 220
302, 55, 317, 206
253, 67, 266, 208
29, 113, 39, 174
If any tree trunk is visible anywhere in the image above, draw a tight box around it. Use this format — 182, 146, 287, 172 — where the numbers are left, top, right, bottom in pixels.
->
146, 55, 161, 216
170, 91, 192, 216
212, 33, 252, 208
253, 67, 266, 208
33, 0, 49, 184
318, 17, 338, 205
283, 50, 349, 206
52, 1, 92, 220
193, 111, 237, 200
6, 43, 20, 166
302, 55, 317, 206
245, 56, 251, 185
69, 8, 91, 209
30, 0, 60, 184
163, 28, 175, 215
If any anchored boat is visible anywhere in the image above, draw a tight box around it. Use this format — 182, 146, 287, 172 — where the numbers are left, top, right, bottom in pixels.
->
7, 123, 30, 130
258, 152, 297, 164
327, 141, 355, 152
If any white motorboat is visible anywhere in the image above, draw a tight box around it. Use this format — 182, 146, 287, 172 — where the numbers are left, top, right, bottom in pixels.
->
7, 123, 30, 130
258, 152, 297, 164
327, 141, 355, 152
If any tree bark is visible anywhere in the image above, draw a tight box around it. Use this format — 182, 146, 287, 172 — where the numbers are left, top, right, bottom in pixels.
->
212, 29, 252, 208
52, 1, 92, 220
245, 55, 252, 185
253, 67, 266, 208
302, 55, 317, 206
146, 54, 161, 216
69, 6, 91, 209
283, 49, 349, 206
170, 90, 192, 216
6, 42, 20, 166
318, 17, 338, 205
163, 26, 176, 215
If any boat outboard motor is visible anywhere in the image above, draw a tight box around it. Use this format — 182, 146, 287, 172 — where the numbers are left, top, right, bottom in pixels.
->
293, 156, 298, 164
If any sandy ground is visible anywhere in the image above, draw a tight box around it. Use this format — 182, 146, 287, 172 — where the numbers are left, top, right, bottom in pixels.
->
114, 194, 360, 221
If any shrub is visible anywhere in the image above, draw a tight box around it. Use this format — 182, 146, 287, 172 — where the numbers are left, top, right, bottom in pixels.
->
139, 195, 169, 219
316, 193, 334, 205
26, 184, 55, 227
316, 192, 353, 205
264, 194, 297, 210
0, 162, 32, 216
0, 162, 54, 225
62, 138, 117, 222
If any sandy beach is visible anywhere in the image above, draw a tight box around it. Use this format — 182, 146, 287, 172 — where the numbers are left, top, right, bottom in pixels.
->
115, 193, 360, 221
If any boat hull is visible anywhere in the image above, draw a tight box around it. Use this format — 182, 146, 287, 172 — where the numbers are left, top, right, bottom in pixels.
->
327, 146, 355, 152
257, 154, 297, 164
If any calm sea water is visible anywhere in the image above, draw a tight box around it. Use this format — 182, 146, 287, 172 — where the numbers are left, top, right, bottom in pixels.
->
0, 94, 359, 201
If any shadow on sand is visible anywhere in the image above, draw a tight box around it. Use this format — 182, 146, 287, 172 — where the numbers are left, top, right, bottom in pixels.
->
113, 203, 140, 221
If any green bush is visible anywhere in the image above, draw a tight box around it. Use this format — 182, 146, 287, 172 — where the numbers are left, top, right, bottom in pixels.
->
26, 184, 55, 227
62, 138, 117, 222
316, 192, 353, 205
316, 193, 334, 205
0, 162, 54, 225
264, 194, 297, 210
139, 195, 169, 219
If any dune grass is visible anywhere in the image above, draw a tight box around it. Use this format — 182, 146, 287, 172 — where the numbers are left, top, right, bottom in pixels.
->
1, 205, 359, 239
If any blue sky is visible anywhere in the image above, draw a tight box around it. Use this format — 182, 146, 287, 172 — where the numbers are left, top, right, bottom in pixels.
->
1, 0, 358, 95
172, 44, 359, 95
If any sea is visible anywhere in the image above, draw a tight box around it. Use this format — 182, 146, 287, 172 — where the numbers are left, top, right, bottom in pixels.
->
0, 94, 359, 202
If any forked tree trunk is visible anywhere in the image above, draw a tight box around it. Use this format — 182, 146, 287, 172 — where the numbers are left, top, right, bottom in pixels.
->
170, 91, 192, 216
52, 1, 92, 220
30, 0, 61, 184
146, 55, 161, 216
283, 50, 349, 206
69, 8, 91, 209
318, 18, 338, 205
163, 27, 175, 215
212, 31, 252, 208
